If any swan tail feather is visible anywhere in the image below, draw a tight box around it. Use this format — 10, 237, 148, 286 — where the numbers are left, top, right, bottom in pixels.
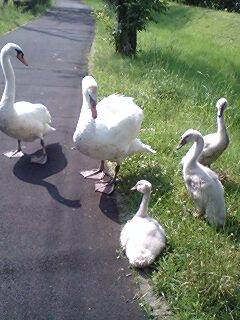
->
44, 124, 56, 134
205, 200, 225, 226
144, 144, 156, 154
128, 138, 156, 155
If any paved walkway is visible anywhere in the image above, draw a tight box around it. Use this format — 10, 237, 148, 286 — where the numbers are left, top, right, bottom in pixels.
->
0, 1, 146, 319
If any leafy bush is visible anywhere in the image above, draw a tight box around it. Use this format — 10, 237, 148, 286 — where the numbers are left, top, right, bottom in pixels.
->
172, 0, 240, 12
98, 0, 168, 54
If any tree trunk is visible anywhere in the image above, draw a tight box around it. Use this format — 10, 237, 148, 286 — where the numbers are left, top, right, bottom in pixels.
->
115, 0, 137, 54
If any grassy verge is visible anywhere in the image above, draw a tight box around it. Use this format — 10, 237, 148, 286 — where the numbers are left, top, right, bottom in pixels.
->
84, 1, 240, 319
0, 1, 52, 35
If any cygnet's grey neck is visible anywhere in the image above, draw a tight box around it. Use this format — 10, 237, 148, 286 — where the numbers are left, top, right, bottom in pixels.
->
187, 135, 204, 165
217, 112, 226, 134
135, 191, 150, 217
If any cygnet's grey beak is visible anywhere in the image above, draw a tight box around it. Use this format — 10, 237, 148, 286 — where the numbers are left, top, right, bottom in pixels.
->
130, 185, 137, 191
176, 140, 185, 150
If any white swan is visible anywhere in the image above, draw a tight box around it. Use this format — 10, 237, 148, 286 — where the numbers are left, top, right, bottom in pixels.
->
0, 43, 55, 164
120, 180, 166, 268
182, 98, 229, 167
73, 76, 156, 194
177, 129, 226, 226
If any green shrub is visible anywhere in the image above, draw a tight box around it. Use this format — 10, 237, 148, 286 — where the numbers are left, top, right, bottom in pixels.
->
171, 0, 240, 12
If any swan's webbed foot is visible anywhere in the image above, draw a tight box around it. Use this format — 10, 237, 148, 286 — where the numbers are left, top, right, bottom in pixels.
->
3, 140, 24, 158
80, 169, 111, 180
94, 163, 120, 194
95, 180, 115, 195
80, 160, 111, 180
30, 153, 47, 165
3, 149, 24, 158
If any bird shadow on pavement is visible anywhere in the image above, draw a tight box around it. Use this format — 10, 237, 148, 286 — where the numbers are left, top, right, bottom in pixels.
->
13, 143, 81, 208
99, 193, 120, 224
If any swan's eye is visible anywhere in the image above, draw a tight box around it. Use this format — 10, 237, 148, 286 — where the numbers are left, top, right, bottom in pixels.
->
15, 49, 22, 56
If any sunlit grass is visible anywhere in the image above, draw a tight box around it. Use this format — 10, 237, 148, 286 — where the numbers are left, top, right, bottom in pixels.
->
0, 1, 52, 35
85, 1, 240, 319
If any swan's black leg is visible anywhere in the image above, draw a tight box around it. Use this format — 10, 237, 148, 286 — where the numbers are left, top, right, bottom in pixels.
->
30, 138, 47, 165
41, 139, 46, 155
112, 164, 120, 183
17, 140, 22, 152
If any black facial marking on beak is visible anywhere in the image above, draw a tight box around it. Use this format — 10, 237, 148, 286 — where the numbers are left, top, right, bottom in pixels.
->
16, 49, 28, 66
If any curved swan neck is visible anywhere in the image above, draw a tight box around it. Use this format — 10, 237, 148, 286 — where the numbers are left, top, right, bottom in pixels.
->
0, 53, 15, 105
187, 135, 204, 165
135, 191, 151, 217
217, 113, 226, 134
82, 91, 88, 109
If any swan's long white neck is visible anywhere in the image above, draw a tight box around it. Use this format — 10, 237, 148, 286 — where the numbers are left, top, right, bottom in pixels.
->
82, 91, 88, 110
75, 91, 95, 135
135, 191, 150, 217
185, 135, 204, 166
79, 91, 92, 118
0, 53, 15, 106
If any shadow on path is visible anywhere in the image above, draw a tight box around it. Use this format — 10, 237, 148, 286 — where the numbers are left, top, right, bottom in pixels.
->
20, 7, 93, 44
99, 193, 120, 224
13, 143, 81, 208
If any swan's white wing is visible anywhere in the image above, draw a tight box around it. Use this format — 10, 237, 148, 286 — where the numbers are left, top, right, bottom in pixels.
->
14, 101, 52, 124
203, 165, 220, 181
120, 220, 133, 248
203, 132, 216, 149
97, 94, 142, 116
185, 172, 211, 207
94, 94, 144, 153
184, 165, 223, 214
97, 94, 143, 131
198, 131, 229, 165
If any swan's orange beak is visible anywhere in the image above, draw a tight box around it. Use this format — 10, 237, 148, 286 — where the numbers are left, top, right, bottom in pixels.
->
91, 106, 97, 119
17, 52, 28, 66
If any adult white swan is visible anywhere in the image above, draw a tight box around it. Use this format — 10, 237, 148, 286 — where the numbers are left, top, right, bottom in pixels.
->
73, 76, 156, 194
182, 98, 229, 167
120, 180, 166, 268
0, 43, 55, 164
177, 129, 226, 226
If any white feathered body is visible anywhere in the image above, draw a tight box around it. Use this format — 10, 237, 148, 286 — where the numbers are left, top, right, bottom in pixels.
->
0, 101, 55, 142
183, 160, 225, 226
120, 215, 166, 268
0, 43, 55, 144
73, 94, 155, 164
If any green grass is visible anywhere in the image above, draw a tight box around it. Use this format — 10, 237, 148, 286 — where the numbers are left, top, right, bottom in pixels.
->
0, 1, 52, 35
84, 1, 240, 319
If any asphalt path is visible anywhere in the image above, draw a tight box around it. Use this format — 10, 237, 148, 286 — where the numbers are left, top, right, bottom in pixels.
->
0, 1, 146, 319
